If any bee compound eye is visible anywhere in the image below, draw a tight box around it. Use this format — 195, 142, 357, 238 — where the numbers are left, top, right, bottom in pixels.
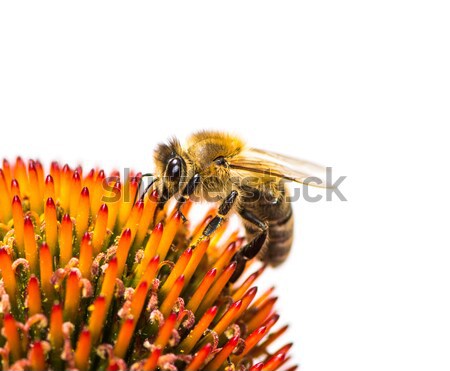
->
167, 157, 182, 181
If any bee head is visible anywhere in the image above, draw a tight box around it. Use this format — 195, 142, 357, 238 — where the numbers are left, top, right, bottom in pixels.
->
153, 138, 188, 202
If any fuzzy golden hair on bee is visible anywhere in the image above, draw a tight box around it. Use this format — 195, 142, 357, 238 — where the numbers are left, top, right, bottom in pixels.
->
186, 130, 245, 168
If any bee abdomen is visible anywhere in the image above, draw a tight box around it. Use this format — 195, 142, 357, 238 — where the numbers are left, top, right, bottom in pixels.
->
266, 205, 294, 267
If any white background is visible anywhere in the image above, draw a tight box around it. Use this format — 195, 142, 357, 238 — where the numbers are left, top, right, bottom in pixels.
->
1, 2, 449, 371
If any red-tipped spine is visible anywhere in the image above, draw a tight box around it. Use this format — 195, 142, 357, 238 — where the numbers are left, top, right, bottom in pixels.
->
50, 303, 64, 351
262, 352, 288, 371
204, 335, 240, 370
93, 203, 108, 255
107, 180, 121, 231
88, 296, 107, 346
250, 363, 264, 371
2, 159, 12, 191
131, 281, 149, 320
253, 326, 288, 357
160, 247, 192, 298
213, 300, 242, 336
0, 248, 17, 302
69, 171, 82, 216
247, 297, 278, 333
79, 232, 93, 279
155, 312, 177, 348
39, 242, 54, 301
91, 170, 106, 216
44, 174, 56, 201
113, 317, 135, 359
125, 198, 144, 239
24, 215, 38, 273
64, 270, 80, 320
76, 187, 90, 240
156, 210, 182, 260
74, 329, 91, 371
28, 160, 42, 214
50, 162, 61, 199
35, 160, 45, 196
182, 238, 210, 287
160, 275, 185, 317
134, 189, 158, 248
14, 157, 28, 195
178, 306, 218, 354
143, 348, 162, 371
118, 176, 139, 228
116, 228, 132, 278
232, 266, 265, 301
213, 241, 239, 274
27, 276, 42, 316
100, 257, 117, 309
4, 314, 22, 361
44, 197, 58, 256
60, 164, 72, 211
29, 341, 46, 371
83, 168, 95, 192
235, 286, 258, 320
185, 343, 213, 371
237, 326, 268, 359
186, 268, 217, 313
0, 169, 11, 223
59, 214, 73, 267
196, 261, 237, 317
10, 178, 20, 198
11, 195, 24, 252
135, 222, 163, 281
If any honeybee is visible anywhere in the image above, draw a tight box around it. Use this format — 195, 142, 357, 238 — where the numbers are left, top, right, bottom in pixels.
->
144, 131, 326, 281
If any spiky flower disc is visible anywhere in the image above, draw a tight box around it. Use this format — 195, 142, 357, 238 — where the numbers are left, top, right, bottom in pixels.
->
0, 158, 295, 371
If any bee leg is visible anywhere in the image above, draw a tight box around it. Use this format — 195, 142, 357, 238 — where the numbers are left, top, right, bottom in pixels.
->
240, 209, 268, 259
202, 190, 239, 237
229, 252, 247, 283
229, 209, 268, 283
175, 173, 201, 222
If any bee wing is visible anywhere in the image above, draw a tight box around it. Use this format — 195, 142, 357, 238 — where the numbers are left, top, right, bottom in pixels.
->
229, 147, 328, 188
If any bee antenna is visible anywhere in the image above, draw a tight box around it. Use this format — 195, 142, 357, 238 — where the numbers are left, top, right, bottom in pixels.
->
134, 173, 158, 204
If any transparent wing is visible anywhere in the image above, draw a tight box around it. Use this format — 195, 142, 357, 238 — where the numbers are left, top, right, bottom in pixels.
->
229, 147, 328, 188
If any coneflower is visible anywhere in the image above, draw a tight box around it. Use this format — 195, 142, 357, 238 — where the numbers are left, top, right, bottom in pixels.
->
0, 158, 295, 371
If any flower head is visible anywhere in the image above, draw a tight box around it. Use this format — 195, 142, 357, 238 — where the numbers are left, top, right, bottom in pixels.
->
0, 158, 295, 371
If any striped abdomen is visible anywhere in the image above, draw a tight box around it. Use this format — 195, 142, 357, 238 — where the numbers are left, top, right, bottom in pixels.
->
265, 202, 294, 266
240, 182, 294, 267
